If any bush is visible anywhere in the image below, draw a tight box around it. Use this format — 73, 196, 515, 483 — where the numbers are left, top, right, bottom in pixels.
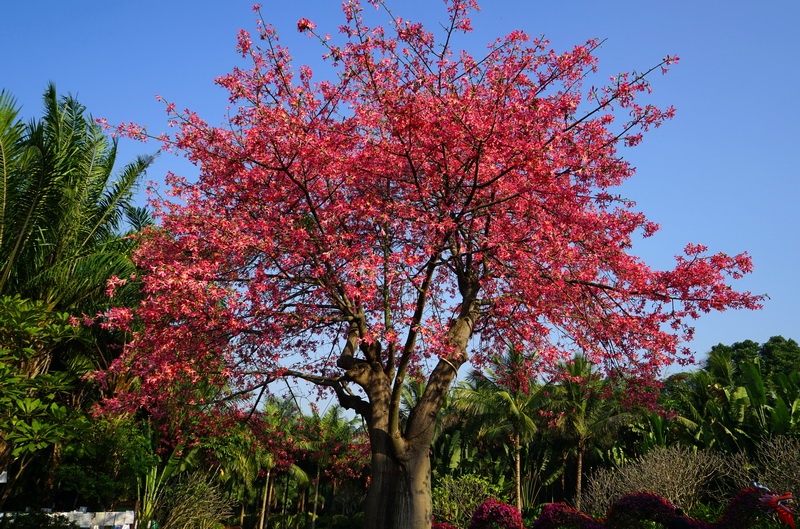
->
723, 436, 800, 497
155, 471, 233, 529
433, 473, 502, 529
581, 445, 724, 516
0, 512, 78, 529
316, 512, 365, 529
468, 498, 523, 529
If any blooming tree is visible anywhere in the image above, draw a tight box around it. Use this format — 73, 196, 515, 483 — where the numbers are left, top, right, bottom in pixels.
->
103, 1, 762, 528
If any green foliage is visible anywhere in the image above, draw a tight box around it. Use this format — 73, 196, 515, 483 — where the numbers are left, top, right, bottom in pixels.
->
433, 474, 502, 529
520, 443, 564, 511
0, 84, 153, 310
56, 417, 157, 509
0, 84, 152, 509
452, 348, 547, 510
316, 512, 365, 529
0, 295, 87, 505
709, 337, 800, 385
205, 424, 273, 512
0, 512, 78, 529
137, 445, 199, 528
662, 338, 800, 458
548, 355, 633, 510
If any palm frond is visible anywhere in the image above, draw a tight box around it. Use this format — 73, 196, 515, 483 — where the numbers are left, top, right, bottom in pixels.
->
0, 90, 27, 288
0, 84, 152, 309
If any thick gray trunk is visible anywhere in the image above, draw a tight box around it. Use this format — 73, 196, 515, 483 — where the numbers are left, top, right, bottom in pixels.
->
363, 442, 432, 529
340, 287, 476, 529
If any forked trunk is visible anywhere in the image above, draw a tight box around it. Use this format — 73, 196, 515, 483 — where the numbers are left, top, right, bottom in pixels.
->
341, 292, 475, 529
355, 360, 448, 529
363, 438, 432, 529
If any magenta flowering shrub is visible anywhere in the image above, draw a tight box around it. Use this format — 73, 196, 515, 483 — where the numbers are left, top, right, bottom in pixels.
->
469, 498, 523, 529
432, 521, 460, 529
530, 503, 605, 529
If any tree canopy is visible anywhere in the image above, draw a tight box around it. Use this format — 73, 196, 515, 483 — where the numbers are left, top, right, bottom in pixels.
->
101, 1, 762, 527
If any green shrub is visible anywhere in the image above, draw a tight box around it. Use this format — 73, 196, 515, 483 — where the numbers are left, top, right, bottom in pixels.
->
0, 512, 78, 529
315, 512, 364, 529
433, 473, 502, 529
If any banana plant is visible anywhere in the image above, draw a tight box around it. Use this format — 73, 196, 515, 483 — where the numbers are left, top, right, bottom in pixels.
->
137, 445, 199, 529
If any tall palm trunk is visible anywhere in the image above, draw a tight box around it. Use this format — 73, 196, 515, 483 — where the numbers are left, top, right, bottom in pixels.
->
514, 431, 523, 512
311, 466, 320, 529
258, 468, 271, 529
574, 446, 584, 511
294, 488, 305, 529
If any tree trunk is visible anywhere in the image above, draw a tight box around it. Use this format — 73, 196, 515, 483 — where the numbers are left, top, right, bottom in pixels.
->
356, 356, 461, 529
258, 469, 271, 529
282, 476, 290, 528
295, 488, 305, 529
311, 466, 320, 529
0, 454, 32, 509
363, 438, 432, 529
336, 288, 476, 529
514, 431, 522, 512
574, 448, 584, 511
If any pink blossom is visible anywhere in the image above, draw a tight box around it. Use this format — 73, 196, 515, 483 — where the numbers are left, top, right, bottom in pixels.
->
297, 18, 315, 33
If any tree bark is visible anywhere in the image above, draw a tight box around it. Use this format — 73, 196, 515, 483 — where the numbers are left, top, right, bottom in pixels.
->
338, 282, 476, 529
258, 469, 271, 529
575, 447, 584, 511
358, 357, 463, 529
363, 435, 432, 529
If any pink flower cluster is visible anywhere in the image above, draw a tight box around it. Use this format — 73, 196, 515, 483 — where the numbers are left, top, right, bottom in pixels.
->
469, 498, 523, 529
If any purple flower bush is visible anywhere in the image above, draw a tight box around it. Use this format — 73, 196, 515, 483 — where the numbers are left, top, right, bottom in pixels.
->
469, 498, 524, 529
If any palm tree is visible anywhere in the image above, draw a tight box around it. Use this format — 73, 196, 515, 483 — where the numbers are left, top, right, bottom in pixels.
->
0, 83, 154, 405
668, 350, 763, 454
303, 405, 364, 528
0, 84, 154, 507
0, 83, 153, 312
549, 354, 630, 511
452, 347, 544, 512
209, 425, 273, 527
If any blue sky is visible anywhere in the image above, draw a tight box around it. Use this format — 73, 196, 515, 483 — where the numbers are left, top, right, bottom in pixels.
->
2, 1, 798, 371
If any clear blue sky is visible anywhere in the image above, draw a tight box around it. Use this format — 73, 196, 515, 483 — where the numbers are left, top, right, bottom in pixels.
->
2, 1, 798, 370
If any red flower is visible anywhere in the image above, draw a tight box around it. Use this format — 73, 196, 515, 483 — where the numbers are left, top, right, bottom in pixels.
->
297, 18, 315, 32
